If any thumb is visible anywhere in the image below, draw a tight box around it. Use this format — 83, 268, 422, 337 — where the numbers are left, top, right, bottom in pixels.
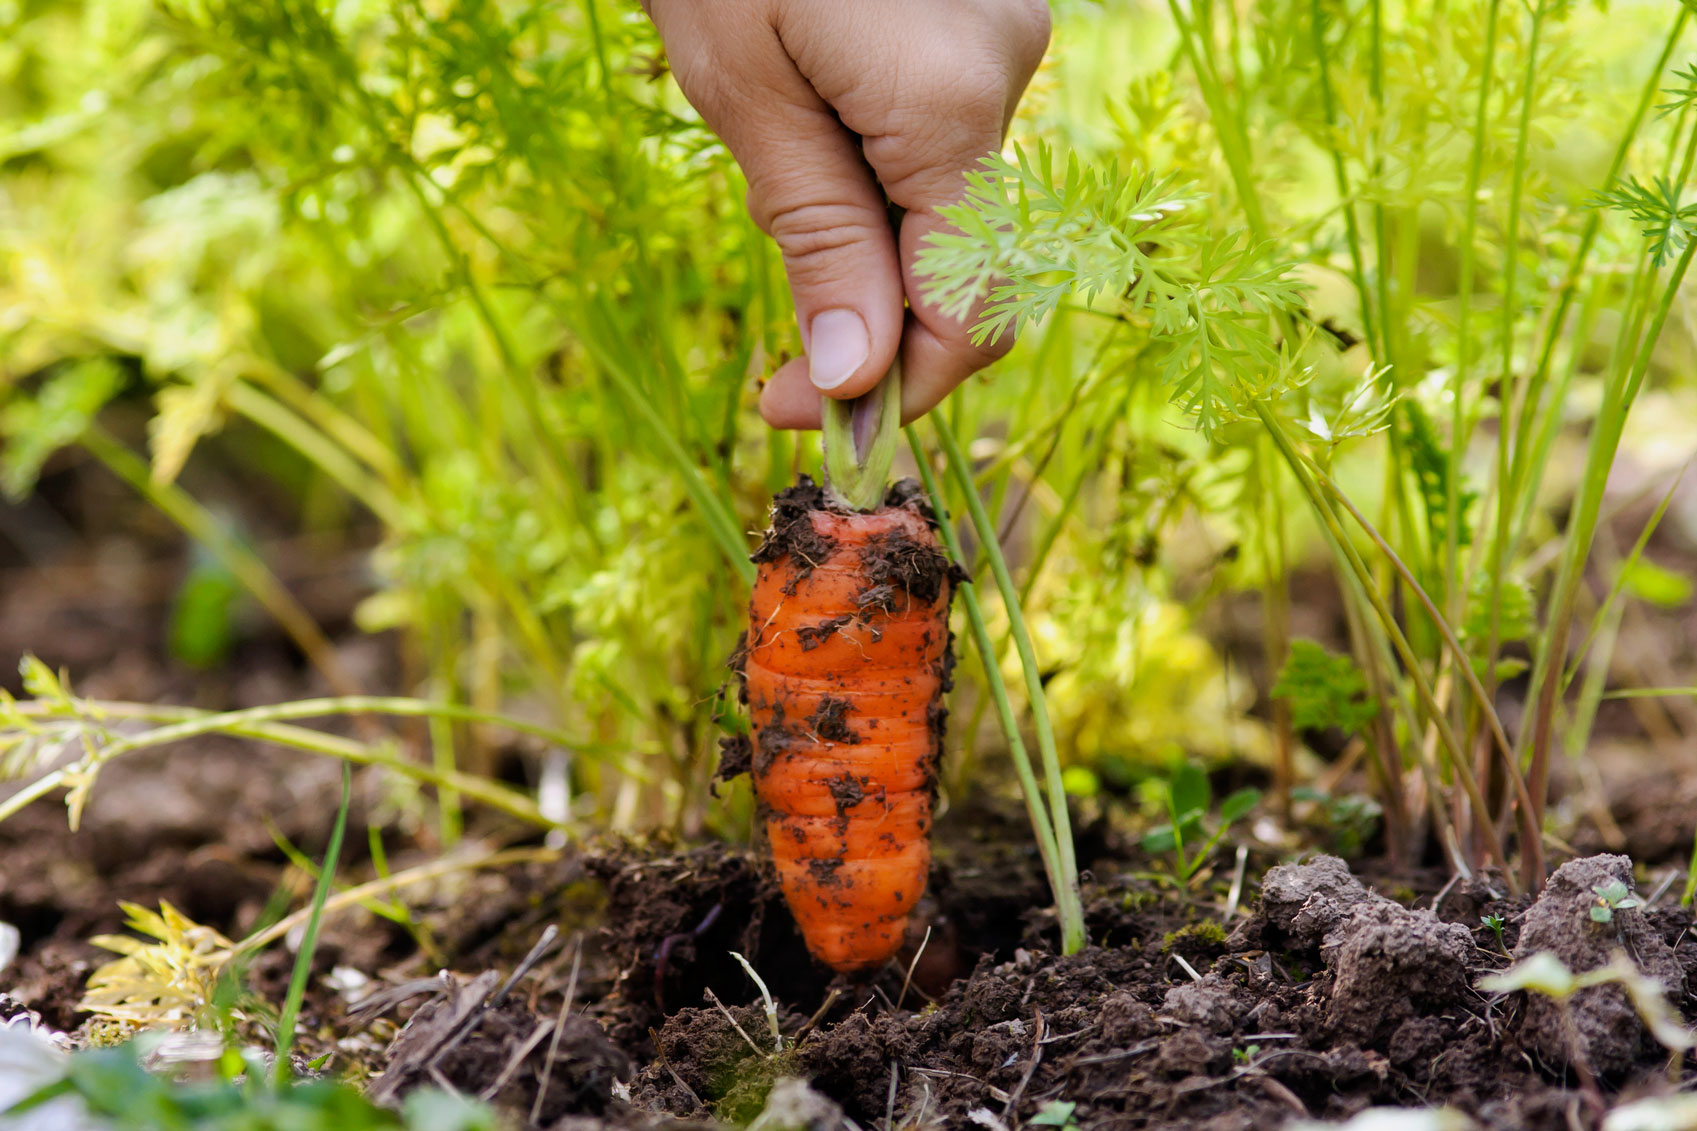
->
747, 157, 904, 401
651, 5, 902, 401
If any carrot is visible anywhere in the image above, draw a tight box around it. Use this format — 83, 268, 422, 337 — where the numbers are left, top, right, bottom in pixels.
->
736, 476, 957, 973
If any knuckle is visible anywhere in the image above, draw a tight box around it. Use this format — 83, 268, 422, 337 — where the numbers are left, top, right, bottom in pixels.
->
764, 202, 883, 275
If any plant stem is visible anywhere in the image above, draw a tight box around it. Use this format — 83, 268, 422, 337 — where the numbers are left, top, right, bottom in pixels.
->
1445, 0, 1502, 633
0, 699, 593, 831
1308, 0, 1381, 362
907, 428, 1086, 954
238, 846, 562, 956
906, 430, 1063, 909
1165, 0, 1269, 240
1485, 0, 1545, 718
1256, 402, 1519, 889
275, 761, 350, 1082
1316, 469, 1543, 887
1504, 6, 1689, 538
823, 363, 902, 511
1523, 232, 1697, 843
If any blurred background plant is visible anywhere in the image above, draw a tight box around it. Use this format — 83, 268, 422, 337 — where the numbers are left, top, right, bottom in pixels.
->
1, 0, 1695, 896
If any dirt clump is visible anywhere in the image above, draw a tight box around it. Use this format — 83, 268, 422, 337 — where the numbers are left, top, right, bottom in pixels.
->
1507, 854, 1683, 1076
1321, 900, 1474, 1044
749, 477, 837, 579
1162, 972, 1252, 1034
1230, 853, 1399, 952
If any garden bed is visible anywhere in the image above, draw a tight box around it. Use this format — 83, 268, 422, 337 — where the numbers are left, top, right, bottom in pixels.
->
8, 751, 1697, 1131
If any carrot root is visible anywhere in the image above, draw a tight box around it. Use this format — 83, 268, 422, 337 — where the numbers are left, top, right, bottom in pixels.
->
736, 477, 957, 974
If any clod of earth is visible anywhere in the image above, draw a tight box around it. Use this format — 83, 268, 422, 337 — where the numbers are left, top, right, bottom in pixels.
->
1507, 854, 1682, 1076
1229, 853, 1398, 954
1322, 901, 1475, 1045
1162, 972, 1252, 1035
736, 478, 958, 974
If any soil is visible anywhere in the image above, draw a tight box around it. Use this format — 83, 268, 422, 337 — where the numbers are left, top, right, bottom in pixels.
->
12, 756, 1697, 1131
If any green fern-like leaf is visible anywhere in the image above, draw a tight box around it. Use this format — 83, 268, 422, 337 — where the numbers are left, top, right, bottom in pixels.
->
1589, 176, 1697, 266
1272, 639, 1378, 734
916, 144, 1304, 438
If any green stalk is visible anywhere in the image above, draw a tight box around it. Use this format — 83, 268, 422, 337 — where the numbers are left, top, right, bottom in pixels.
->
1485, 0, 1546, 708
0, 697, 621, 829
904, 430, 1077, 948
1316, 469, 1542, 886
1509, 268, 1610, 557
1505, 7, 1689, 521
823, 364, 902, 511
1523, 233, 1697, 831
1368, 0, 1396, 370
1445, 0, 1502, 630
1563, 464, 1688, 696
275, 762, 350, 1082
919, 422, 1086, 953
1255, 403, 1520, 889
1308, 0, 1381, 361
576, 297, 755, 584
224, 381, 406, 529
235, 846, 561, 957
1164, 0, 1270, 240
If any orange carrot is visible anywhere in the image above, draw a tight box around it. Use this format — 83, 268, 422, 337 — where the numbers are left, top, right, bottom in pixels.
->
737, 477, 957, 973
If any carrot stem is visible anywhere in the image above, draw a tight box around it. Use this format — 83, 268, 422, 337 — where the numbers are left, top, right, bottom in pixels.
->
823, 360, 902, 511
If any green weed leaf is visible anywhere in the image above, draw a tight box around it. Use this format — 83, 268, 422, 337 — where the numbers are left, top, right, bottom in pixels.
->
1220, 787, 1261, 824
1031, 1100, 1080, 1128
0, 359, 125, 500
1272, 640, 1378, 734
1169, 762, 1212, 819
1622, 559, 1694, 608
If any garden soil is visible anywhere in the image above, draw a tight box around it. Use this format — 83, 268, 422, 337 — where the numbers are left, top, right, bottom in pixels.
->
8, 469, 1697, 1129
10, 755, 1697, 1131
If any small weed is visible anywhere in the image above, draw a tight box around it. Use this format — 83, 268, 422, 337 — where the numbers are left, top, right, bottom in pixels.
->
1141, 762, 1260, 889
1480, 949, 1692, 1105
1588, 879, 1641, 924
1030, 1099, 1081, 1130
2, 1038, 495, 1131
1481, 914, 1508, 953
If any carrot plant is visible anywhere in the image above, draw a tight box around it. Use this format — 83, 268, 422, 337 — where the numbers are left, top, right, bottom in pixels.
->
916, 0, 1697, 889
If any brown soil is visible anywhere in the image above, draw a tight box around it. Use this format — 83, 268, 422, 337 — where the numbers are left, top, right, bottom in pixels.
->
10, 458, 1697, 1130
12, 762, 1697, 1131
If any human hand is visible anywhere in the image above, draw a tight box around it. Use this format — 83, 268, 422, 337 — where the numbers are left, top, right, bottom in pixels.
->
644, 0, 1050, 428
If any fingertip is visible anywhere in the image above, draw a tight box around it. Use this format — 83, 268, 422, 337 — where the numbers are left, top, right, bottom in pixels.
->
761, 314, 1004, 432
759, 358, 825, 430
804, 307, 887, 401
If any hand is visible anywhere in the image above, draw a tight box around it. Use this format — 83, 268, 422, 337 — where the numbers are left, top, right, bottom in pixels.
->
644, 0, 1050, 428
